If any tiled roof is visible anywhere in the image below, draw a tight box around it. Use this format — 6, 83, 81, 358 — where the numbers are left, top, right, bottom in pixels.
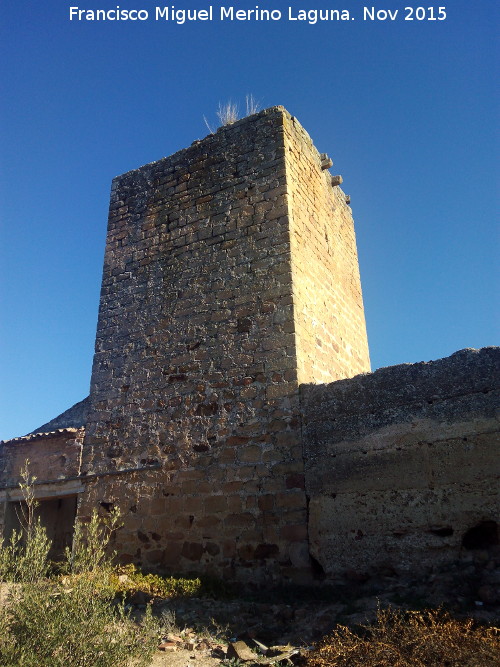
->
0, 427, 84, 445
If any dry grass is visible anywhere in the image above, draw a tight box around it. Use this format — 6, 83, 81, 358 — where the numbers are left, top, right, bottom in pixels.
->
245, 94, 260, 115
216, 100, 239, 126
110, 563, 202, 598
204, 95, 260, 134
306, 608, 499, 667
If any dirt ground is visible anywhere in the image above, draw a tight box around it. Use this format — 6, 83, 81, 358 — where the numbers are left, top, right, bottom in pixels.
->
3, 548, 499, 667
150, 648, 222, 667
142, 559, 500, 667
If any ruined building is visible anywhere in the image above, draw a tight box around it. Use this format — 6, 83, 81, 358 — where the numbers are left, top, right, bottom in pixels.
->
1, 107, 498, 582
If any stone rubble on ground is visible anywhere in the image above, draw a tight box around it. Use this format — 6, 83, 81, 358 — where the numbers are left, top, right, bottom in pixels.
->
145, 545, 500, 663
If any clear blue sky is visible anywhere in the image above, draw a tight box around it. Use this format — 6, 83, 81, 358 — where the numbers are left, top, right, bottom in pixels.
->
1, 1, 498, 440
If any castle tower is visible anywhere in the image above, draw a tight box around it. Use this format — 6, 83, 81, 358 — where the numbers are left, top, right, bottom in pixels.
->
80, 107, 370, 580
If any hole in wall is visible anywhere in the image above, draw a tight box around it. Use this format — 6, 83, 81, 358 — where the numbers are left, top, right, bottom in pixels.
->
309, 554, 326, 580
462, 521, 499, 550
99, 501, 114, 513
140, 457, 159, 466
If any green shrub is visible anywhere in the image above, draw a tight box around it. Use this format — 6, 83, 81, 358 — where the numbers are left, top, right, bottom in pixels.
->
0, 463, 159, 666
0, 517, 51, 585
63, 505, 122, 576
0, 463, 51, 584
0, 575, 158, 667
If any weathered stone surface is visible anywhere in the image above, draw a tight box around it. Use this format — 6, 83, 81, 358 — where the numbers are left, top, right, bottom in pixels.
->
0, 429, 84, 489
303, 346, 500, 576
1, 108, 497, 589
226, 641, 260, 662
76, 107, 370, 582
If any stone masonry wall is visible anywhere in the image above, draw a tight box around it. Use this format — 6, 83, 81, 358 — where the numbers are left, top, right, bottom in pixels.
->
80, 107, 372, 581
284, 116, 370, 384
302, 347, 500, 577
0, 429, 84, 490
80, 108, 303, 581
1, 110, 496, 587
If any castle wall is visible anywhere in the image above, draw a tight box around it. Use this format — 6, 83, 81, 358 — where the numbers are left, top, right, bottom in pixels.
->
81, 108, 311, 580
284, 116, 370, 383
302, 347, 500, 577
3, 110, 496, 587
80, 107, 372, 579
81, 108, 499, 581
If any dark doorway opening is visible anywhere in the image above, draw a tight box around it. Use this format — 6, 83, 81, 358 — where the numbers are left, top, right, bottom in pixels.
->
5, 495, 77, 561
462, 521, 499, 550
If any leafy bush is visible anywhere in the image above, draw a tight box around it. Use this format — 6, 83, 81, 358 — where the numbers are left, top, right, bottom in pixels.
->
0, 463, 51, 584
64, 505, 122, 575
0, 464, 159, 666
0, 517, 51, 585
0, 574, 158, 667
306, 607, 500, 667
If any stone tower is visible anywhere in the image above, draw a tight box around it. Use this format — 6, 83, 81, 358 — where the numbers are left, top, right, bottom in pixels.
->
79, 107, 370, 581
